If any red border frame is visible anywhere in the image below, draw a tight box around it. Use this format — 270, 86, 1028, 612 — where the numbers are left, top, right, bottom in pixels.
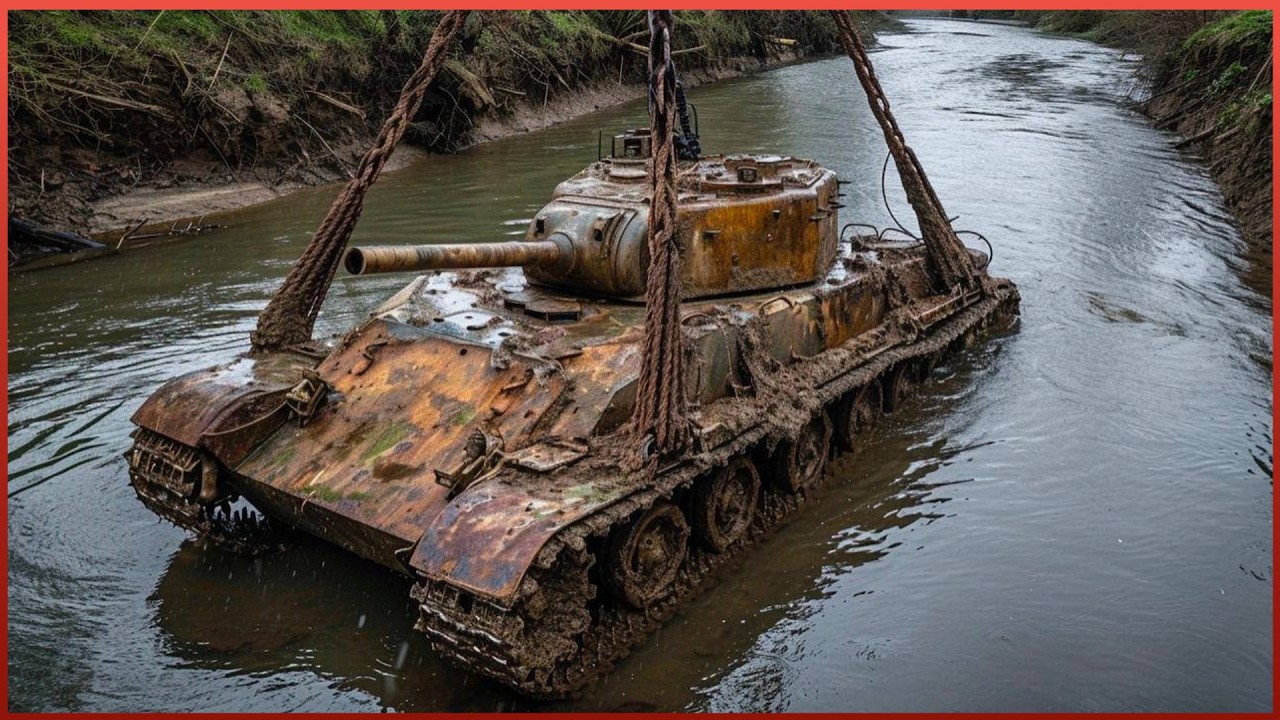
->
1, 3, 1275, 716
2, 2, 1278, 10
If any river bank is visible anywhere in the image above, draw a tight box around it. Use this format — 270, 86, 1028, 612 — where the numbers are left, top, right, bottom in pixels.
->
1138, 12, 1272, 250
8, 10, 864, 253
78, 56, 794, 239
10, 11, 1268, 261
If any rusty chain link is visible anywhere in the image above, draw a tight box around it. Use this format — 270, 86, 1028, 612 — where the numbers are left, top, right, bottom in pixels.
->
630, 9, 691, 468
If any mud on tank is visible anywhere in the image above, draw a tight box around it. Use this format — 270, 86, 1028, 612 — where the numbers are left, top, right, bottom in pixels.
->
127, 126, 1019, 696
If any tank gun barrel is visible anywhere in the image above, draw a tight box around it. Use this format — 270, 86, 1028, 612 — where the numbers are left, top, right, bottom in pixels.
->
344, 240, 568, 276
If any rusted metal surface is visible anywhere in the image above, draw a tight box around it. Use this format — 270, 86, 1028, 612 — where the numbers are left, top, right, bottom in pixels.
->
131, 352, 315, 451
390, 258, 934, 600
233, 318, 571, 567
342, 155, 838, 302
344, 239, 569, 276
409, 476, 634, 601
411, 280, 1019, 696
127, 143, 1021, 697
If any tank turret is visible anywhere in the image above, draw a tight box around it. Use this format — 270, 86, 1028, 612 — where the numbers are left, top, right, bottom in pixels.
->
344, 129, 841, 300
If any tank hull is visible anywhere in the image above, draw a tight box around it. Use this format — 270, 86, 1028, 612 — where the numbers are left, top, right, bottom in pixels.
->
414, 281, 1017, 696
127, 233, 1018, 696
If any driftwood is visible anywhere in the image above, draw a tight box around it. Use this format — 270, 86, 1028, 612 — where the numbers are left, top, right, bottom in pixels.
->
306, 90, 367, 120
206, 34, 233, 92
8, 216, 112, 270
45, 81, 173, 118
116, 216, 149, 249
584, 25, 706, 58
1173, 126, 1216, 149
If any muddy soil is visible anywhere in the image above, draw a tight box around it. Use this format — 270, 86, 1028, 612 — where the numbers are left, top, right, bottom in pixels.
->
9, 54, 797, 243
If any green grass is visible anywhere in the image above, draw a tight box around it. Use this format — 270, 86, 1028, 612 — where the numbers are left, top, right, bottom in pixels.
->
1211, 60, 1250, 94
1219, 89, 1273, 129
242, 71, 267, 93
1183, 10, 1272, 53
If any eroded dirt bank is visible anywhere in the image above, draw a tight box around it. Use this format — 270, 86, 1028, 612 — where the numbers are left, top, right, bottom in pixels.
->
1139, 12, 1273, 249
77, 59, 790, 238
7, 10, 859, 245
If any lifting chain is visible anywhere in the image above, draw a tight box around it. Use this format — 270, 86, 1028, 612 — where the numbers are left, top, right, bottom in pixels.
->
829, 10, 981, 294
252, 10, 472, 352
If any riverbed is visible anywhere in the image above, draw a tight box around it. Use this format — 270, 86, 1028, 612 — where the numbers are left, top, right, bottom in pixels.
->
7, 19, 1272, 712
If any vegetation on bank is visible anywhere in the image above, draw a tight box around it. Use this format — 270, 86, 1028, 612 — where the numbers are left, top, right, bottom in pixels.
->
8, 10, 854, 234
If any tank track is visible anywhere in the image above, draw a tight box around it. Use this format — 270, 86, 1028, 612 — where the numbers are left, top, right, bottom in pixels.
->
413, 286, 1019, 697
127, 428, 278, 555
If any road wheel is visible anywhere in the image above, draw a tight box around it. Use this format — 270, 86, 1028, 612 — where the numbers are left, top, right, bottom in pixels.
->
693, 457, 760, 553
883, 363, 911, 414
604, 502, 689, 609
772, 413, 832, 494
834, 380, 882, 452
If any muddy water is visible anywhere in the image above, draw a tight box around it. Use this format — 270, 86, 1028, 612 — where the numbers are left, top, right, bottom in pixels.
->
8, 19, 1272, 712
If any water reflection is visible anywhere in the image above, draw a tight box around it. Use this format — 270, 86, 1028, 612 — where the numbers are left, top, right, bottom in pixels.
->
151, 538, 520, 711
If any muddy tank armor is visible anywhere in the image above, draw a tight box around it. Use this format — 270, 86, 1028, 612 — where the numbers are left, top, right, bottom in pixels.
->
128, 128, 1019, 696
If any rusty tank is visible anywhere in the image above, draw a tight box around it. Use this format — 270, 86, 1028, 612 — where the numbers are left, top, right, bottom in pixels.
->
127, 126, 1019, 696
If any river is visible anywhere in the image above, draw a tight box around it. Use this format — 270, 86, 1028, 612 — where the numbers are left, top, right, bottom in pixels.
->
7, 18, 1272, 712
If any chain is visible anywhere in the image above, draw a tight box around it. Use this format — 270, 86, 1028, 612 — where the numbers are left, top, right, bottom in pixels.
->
830, 10, 979, 293
252, 10, 472, 352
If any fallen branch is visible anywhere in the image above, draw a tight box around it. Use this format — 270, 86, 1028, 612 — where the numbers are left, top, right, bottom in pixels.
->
1155, 95, 1206, 129
294, 116, 353, 179
116, 216, 149, 250
44, 81, 172, 119
1142, 74, 1197, 105
306, 90, 367, 120
444, 58, 497, 109
583, 25, 649, 54
196, 123, 237, 179
207, 33, 233, 92
132, 11, 166, 53
1173, 126, 1216, 149
169, 50, 194, 96
587, 26, 705, 58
